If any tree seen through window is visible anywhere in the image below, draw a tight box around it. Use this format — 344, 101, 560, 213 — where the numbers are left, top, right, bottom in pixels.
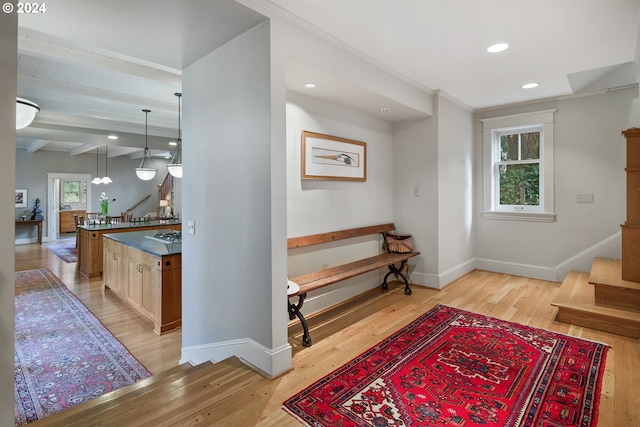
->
498, 131, 540, 206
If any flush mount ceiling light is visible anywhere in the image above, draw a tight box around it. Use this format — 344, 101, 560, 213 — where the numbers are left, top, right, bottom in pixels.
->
167, 92, 183, 178
522, 82, 540, 89
16, 97, 40, 129
136, 109, 157, 181
107, 135, 118, 140
487, 43, 509, 53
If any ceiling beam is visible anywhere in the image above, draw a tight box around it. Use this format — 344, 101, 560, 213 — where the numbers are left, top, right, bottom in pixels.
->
69, 143, 101, 156
18, 33, 181, 86
18, 75, 177, 112
26, 139, 49, 153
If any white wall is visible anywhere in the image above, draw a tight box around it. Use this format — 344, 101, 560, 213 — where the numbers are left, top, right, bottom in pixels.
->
474, 87, 638, 280
286, 91, 396, 313
436, 95, 475, 283
1, 8, 17, 427
180, 21, 291, 377
393, 118, 438, 283
391, 93, 475, 289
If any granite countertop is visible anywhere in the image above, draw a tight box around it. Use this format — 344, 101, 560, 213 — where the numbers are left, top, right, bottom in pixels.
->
79, 219, 180, 231
103, 229, 182, 257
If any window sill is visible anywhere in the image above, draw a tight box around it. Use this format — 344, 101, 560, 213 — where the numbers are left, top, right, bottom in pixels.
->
482, 210, 557, 223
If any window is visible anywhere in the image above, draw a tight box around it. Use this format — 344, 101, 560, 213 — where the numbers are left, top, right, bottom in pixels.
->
61, 179, 87, 207
481, 110, 556, 222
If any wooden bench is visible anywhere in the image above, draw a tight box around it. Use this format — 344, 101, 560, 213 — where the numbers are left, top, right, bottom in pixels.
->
287, 223, 419, 346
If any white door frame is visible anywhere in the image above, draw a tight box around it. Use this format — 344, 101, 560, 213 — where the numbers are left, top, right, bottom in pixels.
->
47, 172, 92, 242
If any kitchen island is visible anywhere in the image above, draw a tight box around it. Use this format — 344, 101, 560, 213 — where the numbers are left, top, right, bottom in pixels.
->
77, 219, 181, 278
103, 229, 181, 334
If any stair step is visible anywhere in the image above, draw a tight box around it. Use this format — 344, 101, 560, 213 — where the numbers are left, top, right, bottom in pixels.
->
56, 357, 253, 427
589, 258, 640, 312
552, 271, 640, 338
30, 361, 210, 426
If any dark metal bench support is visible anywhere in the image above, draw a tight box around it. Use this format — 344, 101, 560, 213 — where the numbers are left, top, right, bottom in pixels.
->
288, 293, 312, 347
381, 260, 412, 295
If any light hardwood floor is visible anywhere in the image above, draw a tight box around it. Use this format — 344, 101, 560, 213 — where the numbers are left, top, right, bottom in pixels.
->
16, 238, 640, 426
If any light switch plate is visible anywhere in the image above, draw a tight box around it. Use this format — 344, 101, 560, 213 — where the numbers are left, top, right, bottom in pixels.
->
187, 220, 195, 234
576, 193, 594, 203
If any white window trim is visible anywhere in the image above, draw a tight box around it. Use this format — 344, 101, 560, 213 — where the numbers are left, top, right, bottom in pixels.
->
481, 109, 557, 222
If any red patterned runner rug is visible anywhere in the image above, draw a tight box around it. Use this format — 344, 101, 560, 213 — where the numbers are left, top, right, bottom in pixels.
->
283, 304, 608, 427
14, 269, 152, 425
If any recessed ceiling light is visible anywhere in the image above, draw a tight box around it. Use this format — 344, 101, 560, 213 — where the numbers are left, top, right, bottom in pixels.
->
487, 43, 509, 53
522, 82, 539, 89
107, 135, 118, 140
303, 83, 316, 89
379, 107, 390, 112
169, 141, 177, 146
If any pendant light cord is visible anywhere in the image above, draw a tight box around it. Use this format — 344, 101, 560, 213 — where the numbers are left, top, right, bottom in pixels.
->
144, 109, 150, 153
177, 93, 181, 143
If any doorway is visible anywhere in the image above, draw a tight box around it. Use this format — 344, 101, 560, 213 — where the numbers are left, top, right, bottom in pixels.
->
47, 173, 92, 241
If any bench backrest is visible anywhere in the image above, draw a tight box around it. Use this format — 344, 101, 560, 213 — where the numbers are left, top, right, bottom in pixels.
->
288, 223, 395, 249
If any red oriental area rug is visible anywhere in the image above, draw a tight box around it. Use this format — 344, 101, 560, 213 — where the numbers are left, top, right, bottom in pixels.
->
283, 304, 609, 427
14, 269, 152, 425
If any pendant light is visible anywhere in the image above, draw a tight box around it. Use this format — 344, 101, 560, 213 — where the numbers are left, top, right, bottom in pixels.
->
136, 109, 157, 180
16, 97, 40, 129
91, 147, 102, 184
167, 92, 182, 178
101, 145, 112, 184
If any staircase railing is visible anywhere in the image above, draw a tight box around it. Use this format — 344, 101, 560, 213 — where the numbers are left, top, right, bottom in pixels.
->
123, 194, 151, 220
157, 173, 174, 216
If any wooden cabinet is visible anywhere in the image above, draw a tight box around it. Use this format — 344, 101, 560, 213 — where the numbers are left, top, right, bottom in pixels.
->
103, 238, 127, 296
59, 209, 85, 233
621, 128, 640, 282
102, 236, 181, 334
78, 221, 181, 278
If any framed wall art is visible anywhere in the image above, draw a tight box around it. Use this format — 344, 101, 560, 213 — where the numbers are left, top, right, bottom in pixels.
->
301, 131, 367, 182
15, 189, 27, 208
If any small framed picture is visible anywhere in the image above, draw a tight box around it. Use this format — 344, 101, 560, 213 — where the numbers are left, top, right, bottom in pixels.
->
15, 189, 27, 208
301, 131, 367, 182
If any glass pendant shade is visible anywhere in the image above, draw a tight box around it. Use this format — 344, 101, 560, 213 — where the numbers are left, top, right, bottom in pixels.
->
16, 97, 40, 129
136, 109, 157, 180
167, 92, 183, 178
136, 147, 157, 180
167, 141, 182, 178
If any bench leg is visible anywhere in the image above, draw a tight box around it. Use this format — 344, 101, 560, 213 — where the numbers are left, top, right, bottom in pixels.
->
381, 260, 412, 295
288, 294, 312, 347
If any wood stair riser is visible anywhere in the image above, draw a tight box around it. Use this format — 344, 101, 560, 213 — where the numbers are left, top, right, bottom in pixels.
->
556, 306, 640, 339
594, 284, 640, 312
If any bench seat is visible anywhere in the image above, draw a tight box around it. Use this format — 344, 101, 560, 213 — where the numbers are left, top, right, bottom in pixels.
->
289, 251, 419, 296
287, 223, 419, 347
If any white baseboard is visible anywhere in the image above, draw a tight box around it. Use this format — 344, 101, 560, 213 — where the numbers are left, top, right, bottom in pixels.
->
474, 258, 557, 281
14, 238, 41, 245
180, 338, 292, 379
474, 232, 621, 282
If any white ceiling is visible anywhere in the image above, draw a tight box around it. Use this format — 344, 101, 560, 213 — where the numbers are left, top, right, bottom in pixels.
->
15, 0, 640, 157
